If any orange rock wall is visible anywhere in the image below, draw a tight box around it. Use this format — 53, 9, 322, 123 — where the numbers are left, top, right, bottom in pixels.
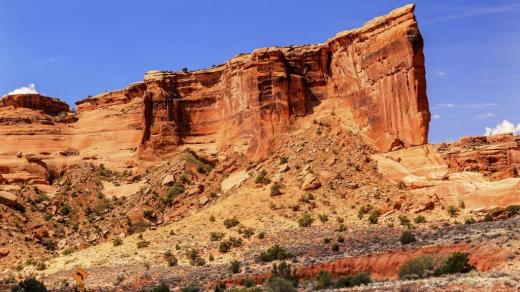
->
76, 4, 430, 160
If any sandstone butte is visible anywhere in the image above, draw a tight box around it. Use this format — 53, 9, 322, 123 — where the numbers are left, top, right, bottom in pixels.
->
0, 3, 517, 190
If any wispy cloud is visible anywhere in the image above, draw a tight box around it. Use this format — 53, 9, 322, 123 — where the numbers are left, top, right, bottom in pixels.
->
484, 120, 520, 135
430, 3, 520, 23
475, 112, 495, 120
48, 57, 58, 62
3, 84, 39, 96
436, 71, 446, 77
432, 102, 498, 110
432, 114, 441, 120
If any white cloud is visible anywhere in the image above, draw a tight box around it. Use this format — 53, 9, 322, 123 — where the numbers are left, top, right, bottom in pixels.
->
484, 120, 520, 136
476, 112, 495, 119
436, 71, 446, 77
4, 84, 39, 96
432, 114, 441, 120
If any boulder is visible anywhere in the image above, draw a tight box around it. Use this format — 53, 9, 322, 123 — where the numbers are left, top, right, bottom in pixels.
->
301, 174, 321, 191
162, 175, 175, 186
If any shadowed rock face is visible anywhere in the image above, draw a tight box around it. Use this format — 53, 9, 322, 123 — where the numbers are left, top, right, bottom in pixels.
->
76, 4, 430, 160
0, 94, 70, 116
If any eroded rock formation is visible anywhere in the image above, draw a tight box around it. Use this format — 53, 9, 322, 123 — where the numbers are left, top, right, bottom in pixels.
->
440, 133, 520, 179
75, 4, 430, 160
0, 94, 69, 116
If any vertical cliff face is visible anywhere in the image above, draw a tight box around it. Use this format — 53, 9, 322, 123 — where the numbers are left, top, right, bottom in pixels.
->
75, 4, 429, 160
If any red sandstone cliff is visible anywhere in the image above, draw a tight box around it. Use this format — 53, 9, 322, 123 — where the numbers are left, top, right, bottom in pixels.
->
0, 94, 70, 116
76, 4, 430, 160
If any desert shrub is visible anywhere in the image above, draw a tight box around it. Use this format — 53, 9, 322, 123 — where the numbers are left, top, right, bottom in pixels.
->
484, 213, 493, 222
299, 193, 314, 203
186, 249, 205, 266
219, 241, 232, 253
434, 252, 474, 276
298, 212, 314, 227
331, 243, 339, 252
181, 67, 189, 73
368, 209, 381, 224
318, 214, 328, 223
238, 226, 255, 239
255, 170, 271, 185
180, 284, 201, 292
414, 215, 426, 224
127, 220, 149, 235
316, 270, 332, 289
336, 224, 346, 232
335, 272, 371, 288
223, 217, 240, 229
241, 277, 256, 288
269, 261, 299, 287
11, 277, 48, 292
210, 232, 225, 242
447, 205, 459, 217
506, 205, 520, 216
164, 250, 178, 266
143, 210, 156, 221
464, 218, 476, 225
400, 230, 416, 245
323, 238, 331, 244
151, 282, 170, 292
399, 255, 438, 279
137, 239, 150, 249
113, 237, 123, 246
62, 246, 77, 255
279, 156, 289, 164
165, 183, 185, 203
58, 203, 71, 216
358, 205, 372, 219
337, 235, 344, 243
208, 254, 214, 261
257, 245, 294, 262
209, 215, 215, 222
398, 215, 411, 227
270, 182, 282, 196
266, 277, 296, 292
258, 232, 265, 239
228, 260, 241, 274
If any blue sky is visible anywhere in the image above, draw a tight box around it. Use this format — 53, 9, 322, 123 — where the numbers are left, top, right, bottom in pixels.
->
1, 0, 519, 143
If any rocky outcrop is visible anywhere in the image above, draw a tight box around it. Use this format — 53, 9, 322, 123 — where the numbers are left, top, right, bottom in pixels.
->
75, 4, 429, 160
0, 94, 70, 116
440, 133, 520, 179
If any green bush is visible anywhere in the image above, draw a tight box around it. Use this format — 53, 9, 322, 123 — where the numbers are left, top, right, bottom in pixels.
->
506, 205, 520, 216
186, 249, 205, 266
358, 205, 372, 219
331, 243, 339, 252
414, 215, 426, 224
151, 282, 170, 292
434, 252, 474, 276
269, 261, 299, 287
223, 217, 240, 229
270, 182, 282, 196
335, 272, 371, 288
399, 255, 438, 279
255, 170, 271, 185
164, 250, 178, 266
447, 205, 459, 217
165, 183, 185, 203
316, 270, 332, 289
210, 232, 224, 241
180, 284, 201, 292
398, 215, 411, 227
298, 212, 314, 227
257, 245, 294, 262
368, 209, 381, 224
184, 151, 213, 174
484, 213, 493, 222
464, 218, 476, 225
113, 237, 123, 247
266, 277, 296, 292
318, 214, 328, 223
400, 230, 416, 245
228, 260, 241, 274
11, 277, 48, 292
137, 239, 150, 249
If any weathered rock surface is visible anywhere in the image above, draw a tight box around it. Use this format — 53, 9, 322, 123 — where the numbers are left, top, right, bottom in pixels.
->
75, 4, 429, 160
0, 94, 69, 116
440, 133, 520, 179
